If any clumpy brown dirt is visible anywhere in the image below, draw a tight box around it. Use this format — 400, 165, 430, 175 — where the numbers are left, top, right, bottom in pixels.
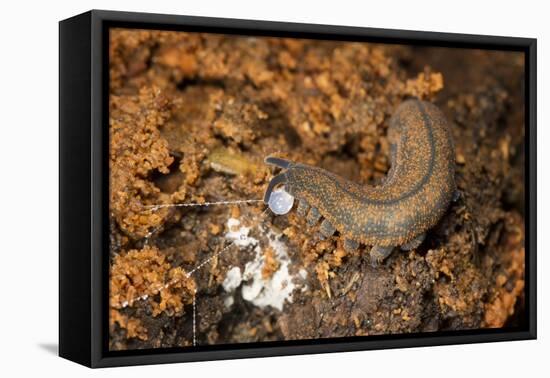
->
108, 29, 525, 350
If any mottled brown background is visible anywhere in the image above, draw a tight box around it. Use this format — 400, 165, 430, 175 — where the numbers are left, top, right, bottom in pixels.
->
108, 29, 525, 350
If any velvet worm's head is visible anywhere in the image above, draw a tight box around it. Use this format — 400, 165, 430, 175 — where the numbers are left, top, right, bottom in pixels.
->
264, 156, 296, 215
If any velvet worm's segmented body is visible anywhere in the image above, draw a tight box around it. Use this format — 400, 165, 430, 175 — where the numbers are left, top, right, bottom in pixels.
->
264, 99, 456, 264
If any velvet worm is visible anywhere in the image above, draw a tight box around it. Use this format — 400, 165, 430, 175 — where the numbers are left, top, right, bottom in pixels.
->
264, 99, 456, 264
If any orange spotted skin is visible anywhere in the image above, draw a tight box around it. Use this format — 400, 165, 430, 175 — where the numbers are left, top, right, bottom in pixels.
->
266, 100, 456, 247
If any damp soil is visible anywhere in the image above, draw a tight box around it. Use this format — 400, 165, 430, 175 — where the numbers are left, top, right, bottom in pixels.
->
108, 29, 526, 350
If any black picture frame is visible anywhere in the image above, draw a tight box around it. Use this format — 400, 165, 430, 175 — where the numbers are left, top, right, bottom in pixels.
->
59, 9, 537, 368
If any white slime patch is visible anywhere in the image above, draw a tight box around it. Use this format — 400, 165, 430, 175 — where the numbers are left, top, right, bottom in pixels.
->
223, 217, 307, 311
225, 218, 256, 247
222, 266, 243, 292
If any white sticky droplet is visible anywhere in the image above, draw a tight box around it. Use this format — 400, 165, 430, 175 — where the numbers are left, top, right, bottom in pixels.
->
268, 187, 295, 215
